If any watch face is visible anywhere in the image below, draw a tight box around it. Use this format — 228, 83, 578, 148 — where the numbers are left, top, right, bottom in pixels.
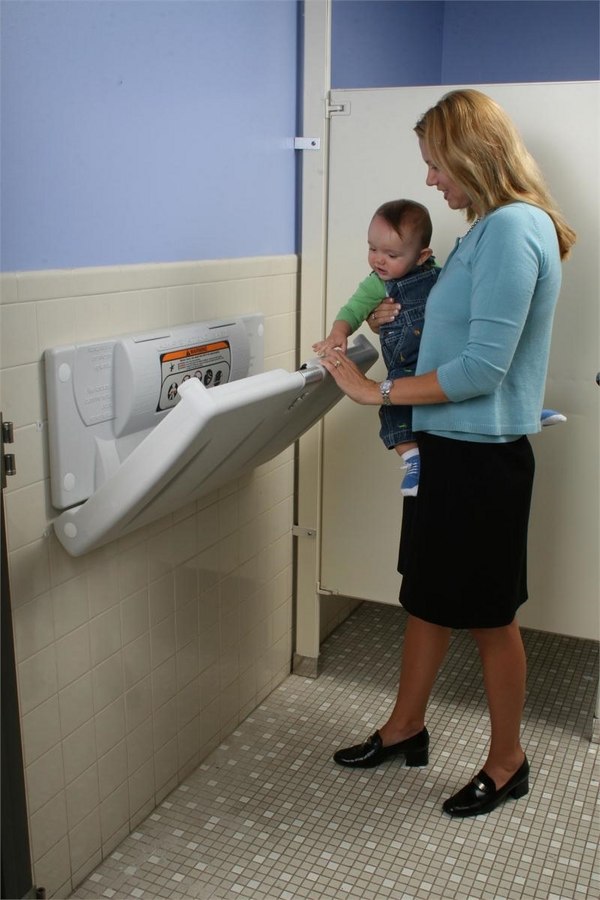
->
380, 380, 392, 404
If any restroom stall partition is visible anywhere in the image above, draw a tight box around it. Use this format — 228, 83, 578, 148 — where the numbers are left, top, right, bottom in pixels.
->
295, 82, 599, 668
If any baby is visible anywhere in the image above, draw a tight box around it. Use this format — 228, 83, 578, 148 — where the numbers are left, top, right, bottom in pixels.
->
314, 200, 438, 495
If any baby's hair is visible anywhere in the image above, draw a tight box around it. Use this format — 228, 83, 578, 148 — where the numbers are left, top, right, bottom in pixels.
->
374, 199, 433, 250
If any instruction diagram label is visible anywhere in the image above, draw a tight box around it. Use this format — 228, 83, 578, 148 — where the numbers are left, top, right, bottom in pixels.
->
157, 340, 231, 410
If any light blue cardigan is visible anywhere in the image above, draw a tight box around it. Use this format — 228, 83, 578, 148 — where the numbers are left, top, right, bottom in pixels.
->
413, 202, 562, 442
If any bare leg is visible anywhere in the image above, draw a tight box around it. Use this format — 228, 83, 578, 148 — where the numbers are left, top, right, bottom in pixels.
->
378, 614, 451, 746
470, 619, 527, 787
394, 440, 418, 457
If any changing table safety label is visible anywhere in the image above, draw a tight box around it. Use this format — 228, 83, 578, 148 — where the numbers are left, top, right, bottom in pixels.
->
157, 340, 231, 410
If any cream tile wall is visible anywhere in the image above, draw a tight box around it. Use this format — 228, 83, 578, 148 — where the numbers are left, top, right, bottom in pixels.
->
0, 255, 298, 897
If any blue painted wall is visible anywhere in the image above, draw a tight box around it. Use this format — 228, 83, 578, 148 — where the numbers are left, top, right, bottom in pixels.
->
331, 0, 445, 87
0, 0, 298, 271
332, 1, 599, 88
2, 0, 598, 272
442, 1, 599, 84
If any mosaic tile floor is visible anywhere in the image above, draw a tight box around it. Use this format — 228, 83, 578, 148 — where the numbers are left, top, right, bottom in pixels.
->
73, 603, 599, 900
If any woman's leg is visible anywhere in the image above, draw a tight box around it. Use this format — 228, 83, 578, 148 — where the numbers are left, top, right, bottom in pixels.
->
378, 613, 451, 746
470, 619, 527, 786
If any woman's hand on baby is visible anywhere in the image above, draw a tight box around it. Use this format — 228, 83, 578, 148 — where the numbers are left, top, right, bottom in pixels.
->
367, 297, 401, 332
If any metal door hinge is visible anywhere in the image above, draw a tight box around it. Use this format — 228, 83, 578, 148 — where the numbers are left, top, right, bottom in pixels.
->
1, 415, 17, 489
294, 137, 321, 151
292, 525, 317, 539
316, 582, 339, 596
326, 99, 351, 118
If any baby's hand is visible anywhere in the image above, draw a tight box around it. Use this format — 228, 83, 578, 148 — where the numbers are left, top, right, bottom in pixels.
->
312, 334, 348, 354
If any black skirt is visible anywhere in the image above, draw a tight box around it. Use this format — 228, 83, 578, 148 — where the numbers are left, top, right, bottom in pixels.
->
398, 432, 535, 628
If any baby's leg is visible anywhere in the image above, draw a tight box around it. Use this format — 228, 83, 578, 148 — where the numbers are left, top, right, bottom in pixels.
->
541, 408, 567, 426
394, 441, 420, 497
394, 441, 418, 457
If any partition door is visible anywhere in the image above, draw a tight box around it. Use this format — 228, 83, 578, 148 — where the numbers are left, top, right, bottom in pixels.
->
317, 82, 599, 640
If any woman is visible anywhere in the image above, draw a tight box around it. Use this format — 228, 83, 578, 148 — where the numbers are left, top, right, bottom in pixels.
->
320, 89, 576, 817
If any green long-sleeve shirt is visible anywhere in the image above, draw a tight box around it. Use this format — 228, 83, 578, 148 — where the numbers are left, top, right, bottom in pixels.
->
335, 272, 388, 332
335, 260, 439, 332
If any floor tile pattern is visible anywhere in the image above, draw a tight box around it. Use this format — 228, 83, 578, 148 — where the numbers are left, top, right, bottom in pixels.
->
72, 603, 599, 899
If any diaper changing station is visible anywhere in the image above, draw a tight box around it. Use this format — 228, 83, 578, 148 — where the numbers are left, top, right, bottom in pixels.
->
45, 316, 378, 556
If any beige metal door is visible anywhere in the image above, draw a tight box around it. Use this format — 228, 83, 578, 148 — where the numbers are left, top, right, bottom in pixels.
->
318, 83, 599, 640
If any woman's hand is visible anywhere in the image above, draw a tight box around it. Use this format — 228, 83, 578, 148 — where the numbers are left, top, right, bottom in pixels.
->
367, 297, 401, 333
319, 349, 381, 405
321, 351, 448, 407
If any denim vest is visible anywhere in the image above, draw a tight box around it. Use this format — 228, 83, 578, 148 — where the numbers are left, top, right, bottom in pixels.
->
380, 263, 440, 378
377, 262, 440, 449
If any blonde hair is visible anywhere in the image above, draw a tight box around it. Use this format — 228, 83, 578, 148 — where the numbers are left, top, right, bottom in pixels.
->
414, 89, 576, 260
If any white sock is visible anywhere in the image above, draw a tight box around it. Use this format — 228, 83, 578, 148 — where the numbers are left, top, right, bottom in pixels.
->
401, 448, 420, 465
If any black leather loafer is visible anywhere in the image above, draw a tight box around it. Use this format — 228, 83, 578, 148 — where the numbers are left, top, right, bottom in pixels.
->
333, 727, 429, 768
442, 757, 530, 817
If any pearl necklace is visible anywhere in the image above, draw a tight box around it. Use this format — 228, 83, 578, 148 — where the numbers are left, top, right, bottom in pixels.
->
460, 216, 484, 242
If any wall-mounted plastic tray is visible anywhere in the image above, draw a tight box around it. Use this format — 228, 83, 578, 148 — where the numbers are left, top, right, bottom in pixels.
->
52, 336, 378, 556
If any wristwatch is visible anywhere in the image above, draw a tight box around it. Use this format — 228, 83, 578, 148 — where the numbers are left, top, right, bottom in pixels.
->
379, 379, 393, 405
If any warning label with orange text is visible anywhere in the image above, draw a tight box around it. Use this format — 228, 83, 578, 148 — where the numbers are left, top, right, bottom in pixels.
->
157, 340, 231, 410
